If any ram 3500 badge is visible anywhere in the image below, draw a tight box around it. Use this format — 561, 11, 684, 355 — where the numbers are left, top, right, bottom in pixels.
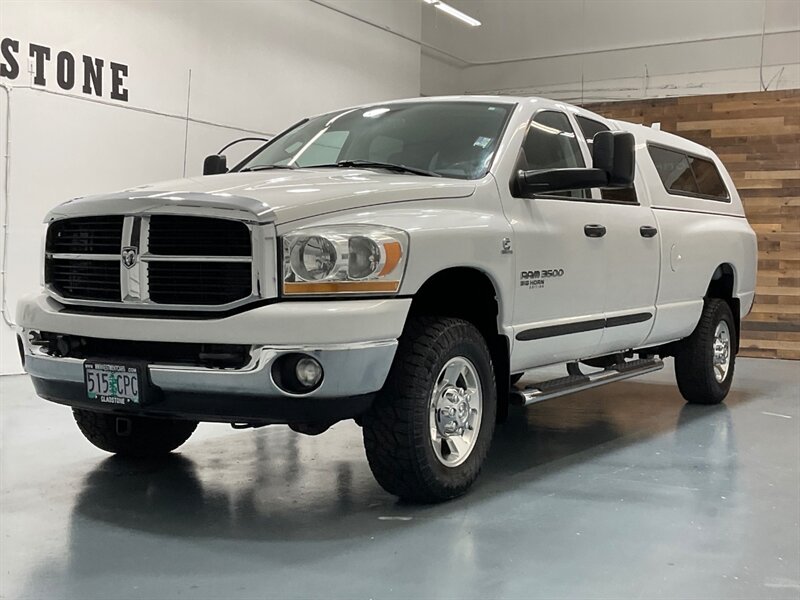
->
18, 96, 757, 502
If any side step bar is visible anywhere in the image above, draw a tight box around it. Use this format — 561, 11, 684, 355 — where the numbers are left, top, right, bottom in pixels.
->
510, 358, 664, 407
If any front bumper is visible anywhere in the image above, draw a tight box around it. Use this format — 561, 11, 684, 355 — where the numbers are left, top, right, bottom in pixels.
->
17, 294, 411, 423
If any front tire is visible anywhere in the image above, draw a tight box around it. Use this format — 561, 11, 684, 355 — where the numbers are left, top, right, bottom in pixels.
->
73, 409, 198, 457
674, 298, 736, 405
362, 317, 497, 503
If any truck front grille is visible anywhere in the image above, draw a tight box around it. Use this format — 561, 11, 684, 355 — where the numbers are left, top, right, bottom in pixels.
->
148, 215, 251, 256
45, 259, 121, 301
46, 216, 124, 254
45, 214, 256, 309
148, 262, 252, 305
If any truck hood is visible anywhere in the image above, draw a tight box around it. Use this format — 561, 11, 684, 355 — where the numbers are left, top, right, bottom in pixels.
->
47, 169, 476, 224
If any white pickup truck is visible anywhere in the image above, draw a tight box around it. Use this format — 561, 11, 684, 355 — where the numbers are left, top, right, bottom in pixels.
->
17, 96, 757, 502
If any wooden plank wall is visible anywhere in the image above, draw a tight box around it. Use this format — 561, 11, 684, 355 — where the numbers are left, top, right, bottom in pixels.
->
585, 90, 800, 360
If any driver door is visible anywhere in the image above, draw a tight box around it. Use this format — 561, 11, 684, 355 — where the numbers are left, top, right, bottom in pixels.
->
500, 110, 610, 372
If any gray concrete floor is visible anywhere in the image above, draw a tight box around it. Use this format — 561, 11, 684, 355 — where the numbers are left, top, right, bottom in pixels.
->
1, 358, 798, 600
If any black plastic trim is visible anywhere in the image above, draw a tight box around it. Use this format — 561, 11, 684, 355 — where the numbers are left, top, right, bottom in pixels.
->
584, 224, 607, 238
639, 225, 658, 238
31, 377, 374, 425
605, 312, 653, 328
651, 206, 746, 218
516, 312, 653, 341
516, 318, 605, 341
532, 194, 641, 206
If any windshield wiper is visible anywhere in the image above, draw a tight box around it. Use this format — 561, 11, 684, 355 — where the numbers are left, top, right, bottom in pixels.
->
239, 165, 296, 172
312, 160, 442, 178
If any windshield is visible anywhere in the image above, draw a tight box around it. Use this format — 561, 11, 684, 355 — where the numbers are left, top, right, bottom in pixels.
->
238, 101, 514, 180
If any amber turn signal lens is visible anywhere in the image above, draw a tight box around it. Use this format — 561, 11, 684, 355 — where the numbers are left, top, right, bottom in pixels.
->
379, 241, 402, 276
283, 280, 400, 295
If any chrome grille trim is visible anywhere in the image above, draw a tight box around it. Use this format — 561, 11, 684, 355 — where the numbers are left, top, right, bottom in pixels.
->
47, 254, 120, 261
140, 255, 252, 263
120, 215, 146, 302
44, 212, 277, 311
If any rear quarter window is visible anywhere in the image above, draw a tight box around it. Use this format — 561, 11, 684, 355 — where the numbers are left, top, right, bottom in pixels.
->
648, 145, 729, 201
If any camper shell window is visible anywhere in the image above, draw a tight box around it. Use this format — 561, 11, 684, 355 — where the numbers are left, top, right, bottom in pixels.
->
648, 144, 730, 202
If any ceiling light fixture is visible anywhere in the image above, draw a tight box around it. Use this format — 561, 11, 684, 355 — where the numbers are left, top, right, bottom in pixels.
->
423, 0, 481, 27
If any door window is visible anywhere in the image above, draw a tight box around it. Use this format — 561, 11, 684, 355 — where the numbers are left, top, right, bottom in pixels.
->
517, 111, 586, 198
575, 116, 608, 155
521, 111, 585, 170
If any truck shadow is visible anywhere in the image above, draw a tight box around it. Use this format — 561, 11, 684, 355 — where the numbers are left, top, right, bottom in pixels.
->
59, 379, 748, 572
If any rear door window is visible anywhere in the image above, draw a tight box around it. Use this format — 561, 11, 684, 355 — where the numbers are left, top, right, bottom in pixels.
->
575, 116, 608, 155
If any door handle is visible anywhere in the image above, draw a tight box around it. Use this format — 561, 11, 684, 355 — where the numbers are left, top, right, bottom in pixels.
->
584, 224, 607, 238
640, 225, 658, 238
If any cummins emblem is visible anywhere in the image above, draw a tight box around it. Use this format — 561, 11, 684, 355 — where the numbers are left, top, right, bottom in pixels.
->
121, 247, 138, 269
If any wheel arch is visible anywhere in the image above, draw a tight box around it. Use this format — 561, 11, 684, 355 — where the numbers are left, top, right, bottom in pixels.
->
706, 262, 741, 352
408, 267, 511, 422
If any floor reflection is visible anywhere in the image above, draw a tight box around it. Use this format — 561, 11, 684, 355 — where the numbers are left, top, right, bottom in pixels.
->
7, 360, 792, 600
15, 379, 752, 598
67, 381, 748, 543
70, 429, 389, 544
483, 380, 743, 482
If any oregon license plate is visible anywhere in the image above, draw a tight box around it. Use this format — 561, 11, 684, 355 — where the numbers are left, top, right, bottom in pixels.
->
84, 362, 142, 406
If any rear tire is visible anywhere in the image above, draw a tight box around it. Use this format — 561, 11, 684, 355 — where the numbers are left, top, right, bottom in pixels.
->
674, 298, 736, 405
73, 409, 198, 457
362, 316, 497, 503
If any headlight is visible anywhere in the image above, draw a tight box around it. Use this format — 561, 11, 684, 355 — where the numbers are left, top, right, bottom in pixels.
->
282, 225, 408, 295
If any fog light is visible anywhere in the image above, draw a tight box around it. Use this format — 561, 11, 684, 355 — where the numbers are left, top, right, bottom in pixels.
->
295, 357, 323, 388
272, 353, 324, 394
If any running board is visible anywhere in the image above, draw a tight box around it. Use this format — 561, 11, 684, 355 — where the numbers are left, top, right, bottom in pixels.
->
510, 358, 664, 407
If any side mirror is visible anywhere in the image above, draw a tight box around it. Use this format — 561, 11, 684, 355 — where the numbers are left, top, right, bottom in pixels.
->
592, 131, 635, 187
515, 130, 636, 196
204, 136, 270, 175
203, 154, 227, 176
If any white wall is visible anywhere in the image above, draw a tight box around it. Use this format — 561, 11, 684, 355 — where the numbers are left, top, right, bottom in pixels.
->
421, 0, 800, 100
0, 0, 421, 374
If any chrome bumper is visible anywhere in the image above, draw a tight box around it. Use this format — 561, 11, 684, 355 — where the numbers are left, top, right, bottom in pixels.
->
17, 293, 409, 421
21, 336, 397, 399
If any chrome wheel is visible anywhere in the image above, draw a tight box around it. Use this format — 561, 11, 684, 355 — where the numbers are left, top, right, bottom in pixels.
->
429, 356, 482, 468
712, 321, 731, 383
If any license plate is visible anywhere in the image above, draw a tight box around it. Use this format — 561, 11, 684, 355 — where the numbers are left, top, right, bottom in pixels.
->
84, 362, 142, 406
